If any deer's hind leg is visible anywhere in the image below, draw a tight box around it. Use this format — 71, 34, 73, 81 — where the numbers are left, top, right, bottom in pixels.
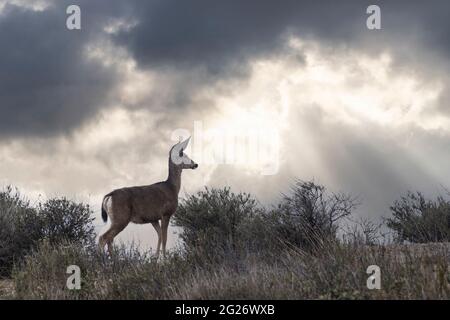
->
99, 222, 128, 254
99, 193, 131, 254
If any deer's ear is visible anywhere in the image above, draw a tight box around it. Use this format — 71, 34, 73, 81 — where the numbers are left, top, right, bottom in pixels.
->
179, 136, 191, 150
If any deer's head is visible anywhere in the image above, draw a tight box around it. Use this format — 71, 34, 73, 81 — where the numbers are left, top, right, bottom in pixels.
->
170, 137, 198, 170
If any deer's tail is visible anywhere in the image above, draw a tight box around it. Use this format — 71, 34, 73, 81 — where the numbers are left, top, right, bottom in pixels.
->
101, 193, 113, 223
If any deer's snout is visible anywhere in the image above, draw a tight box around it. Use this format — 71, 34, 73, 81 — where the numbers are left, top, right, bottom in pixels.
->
192, 163, 198, 169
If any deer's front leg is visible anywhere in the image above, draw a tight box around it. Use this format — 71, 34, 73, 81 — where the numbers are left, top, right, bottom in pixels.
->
161, 215, 170, 258
151, 221, 162, 257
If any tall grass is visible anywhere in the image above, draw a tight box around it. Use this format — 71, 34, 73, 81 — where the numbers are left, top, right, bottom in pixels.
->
13, 241, 192, 300
12, 240, 449, 299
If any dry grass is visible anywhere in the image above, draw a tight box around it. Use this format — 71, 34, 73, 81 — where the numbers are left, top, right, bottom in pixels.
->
0, 279, 14, 299
171, 243, 449, 300
10, 241, 449, 300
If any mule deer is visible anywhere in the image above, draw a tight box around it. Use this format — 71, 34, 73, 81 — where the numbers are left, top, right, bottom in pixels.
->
99, 137, 198, 256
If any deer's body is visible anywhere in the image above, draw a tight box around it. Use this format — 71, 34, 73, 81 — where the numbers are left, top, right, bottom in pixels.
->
99, 138, 197, 256
103, 183, 178, 224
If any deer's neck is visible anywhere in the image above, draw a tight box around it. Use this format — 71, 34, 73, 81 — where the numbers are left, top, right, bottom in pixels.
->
167, 163, 182, 195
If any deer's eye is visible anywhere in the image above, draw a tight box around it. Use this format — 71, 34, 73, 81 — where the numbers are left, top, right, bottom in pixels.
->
179, 150, 183, 157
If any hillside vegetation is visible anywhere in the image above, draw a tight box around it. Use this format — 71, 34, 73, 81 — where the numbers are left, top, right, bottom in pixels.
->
1, 181, 449, 299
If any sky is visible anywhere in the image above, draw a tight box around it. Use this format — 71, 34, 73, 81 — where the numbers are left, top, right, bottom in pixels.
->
0, 0, 449, 251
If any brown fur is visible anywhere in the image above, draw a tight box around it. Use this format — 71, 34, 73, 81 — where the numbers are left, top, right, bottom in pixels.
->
99, 140, 197, 256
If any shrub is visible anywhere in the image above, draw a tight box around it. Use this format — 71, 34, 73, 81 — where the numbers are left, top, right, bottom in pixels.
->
37, 198, 95, 246
172, 187, 267, 262
173, 182, 357, 263
0, 186, 95, 277
269, 180, 357, 251
0, 187, 41, 277
387, 192, 450, 243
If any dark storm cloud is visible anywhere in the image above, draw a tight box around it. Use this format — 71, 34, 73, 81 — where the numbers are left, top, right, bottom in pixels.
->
382, 0, 450, 58
116, 0, 450, 72
114, 0, 365, 74
0, 1, 127, 137
113, 0, 450, 117
1, 0, 449, 137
